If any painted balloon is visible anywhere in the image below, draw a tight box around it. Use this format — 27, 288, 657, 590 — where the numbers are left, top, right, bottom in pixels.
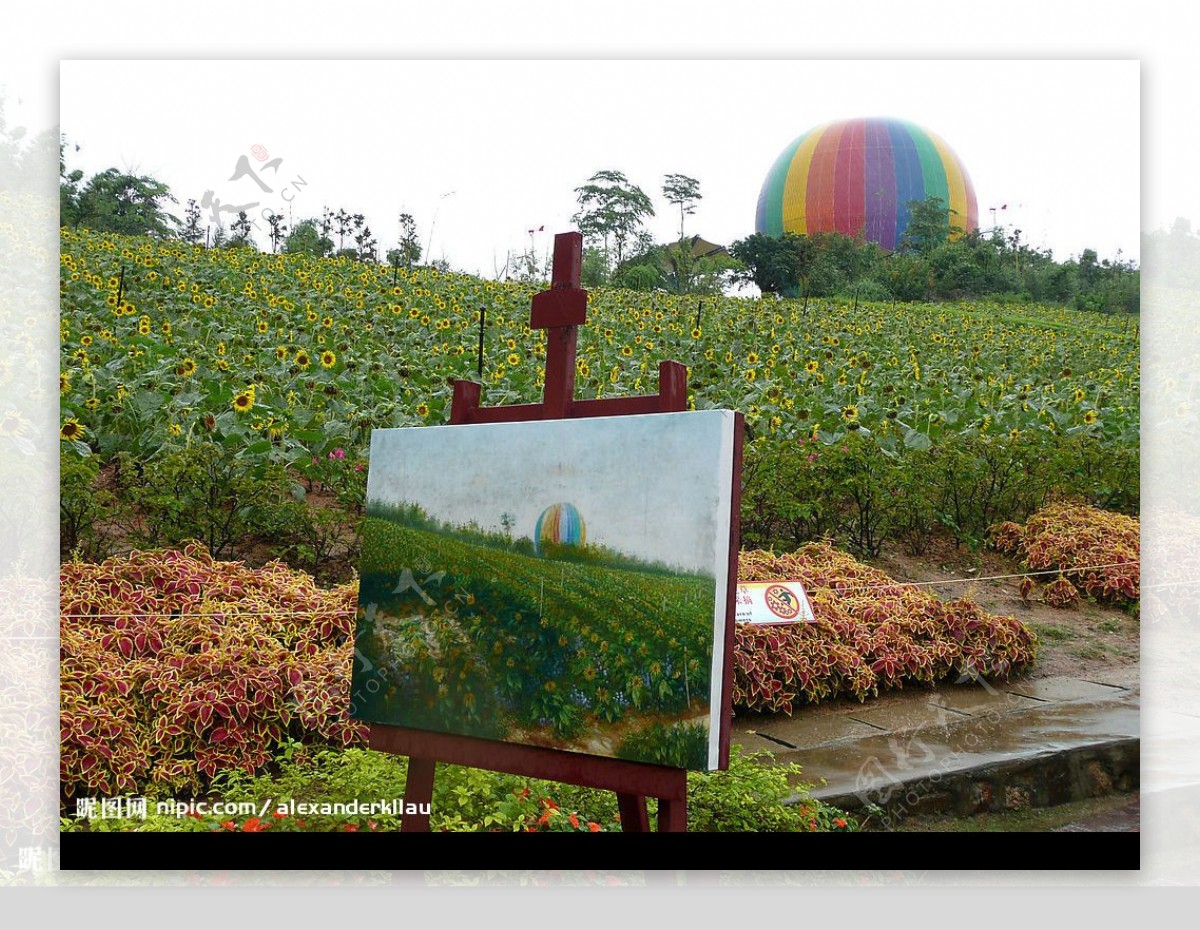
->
534, 503, 586, 554
755, 117, 978, 251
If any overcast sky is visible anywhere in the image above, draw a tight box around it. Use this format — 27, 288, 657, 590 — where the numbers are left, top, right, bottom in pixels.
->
57, 59, 1140, 275
367, 410, 735, 576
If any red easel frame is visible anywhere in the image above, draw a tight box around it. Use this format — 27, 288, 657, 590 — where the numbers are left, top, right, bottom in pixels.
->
366, 232, 744, 832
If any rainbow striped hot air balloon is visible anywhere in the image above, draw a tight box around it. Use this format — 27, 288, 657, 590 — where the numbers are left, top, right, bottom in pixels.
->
755, 117, 978, 252
534, 503, 586, 555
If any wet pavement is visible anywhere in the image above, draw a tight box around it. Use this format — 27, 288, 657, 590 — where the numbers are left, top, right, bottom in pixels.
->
732, 672, 1139, 818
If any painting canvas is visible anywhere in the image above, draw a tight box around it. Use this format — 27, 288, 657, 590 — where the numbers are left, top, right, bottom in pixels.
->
351, 410, 737, 770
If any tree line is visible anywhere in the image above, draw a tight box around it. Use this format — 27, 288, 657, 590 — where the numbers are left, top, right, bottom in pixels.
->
57, 139, 1138, 313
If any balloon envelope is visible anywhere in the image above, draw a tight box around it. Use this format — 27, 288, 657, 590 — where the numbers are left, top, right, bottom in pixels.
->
755, 117, 978, 251
535, 503, 586, 554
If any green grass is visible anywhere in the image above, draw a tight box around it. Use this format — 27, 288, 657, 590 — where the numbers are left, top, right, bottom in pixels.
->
1031, 623, 1076, 643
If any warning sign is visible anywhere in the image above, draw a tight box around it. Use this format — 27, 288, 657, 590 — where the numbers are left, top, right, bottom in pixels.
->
735, 581, 816, 625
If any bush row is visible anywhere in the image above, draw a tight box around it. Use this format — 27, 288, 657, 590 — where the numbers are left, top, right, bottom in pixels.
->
733, 545, 1038, 714
990, 501, 1140, 608
61, 544, 365, 799
741, 431, 1138, 558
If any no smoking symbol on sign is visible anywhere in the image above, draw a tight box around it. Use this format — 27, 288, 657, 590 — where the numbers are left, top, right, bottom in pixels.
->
763, 584, 802, 620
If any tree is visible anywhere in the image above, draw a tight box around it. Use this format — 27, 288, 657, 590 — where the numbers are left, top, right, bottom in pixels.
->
662, 174, 701, 242
900, 195, 961, 255
180, 199, 204, 245
729, 232, 806, 295
391, 212, 422, 270
572, 170, 655, 274
265, 210, 287, 253
285, 218, 333, 256
67, 167, 179, 237
229, 211, 255, 248
354, 221, 378, 262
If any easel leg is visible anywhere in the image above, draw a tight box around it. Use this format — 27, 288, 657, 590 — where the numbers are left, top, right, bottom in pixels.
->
657, 796, 687, 832
401, 756, 436, 832
616, 793, 650, 832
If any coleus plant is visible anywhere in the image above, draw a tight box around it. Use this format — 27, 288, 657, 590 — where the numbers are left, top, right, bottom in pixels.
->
733, 544, 1038, 714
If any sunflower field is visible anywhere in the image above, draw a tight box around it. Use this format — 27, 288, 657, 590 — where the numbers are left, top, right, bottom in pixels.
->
59, 227, 1139, 569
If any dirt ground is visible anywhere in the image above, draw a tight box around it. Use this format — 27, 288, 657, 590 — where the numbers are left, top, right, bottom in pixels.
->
871, 534, 1139, 684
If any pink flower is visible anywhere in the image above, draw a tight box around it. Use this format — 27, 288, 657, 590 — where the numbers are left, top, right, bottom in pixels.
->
329, 448, 345, 460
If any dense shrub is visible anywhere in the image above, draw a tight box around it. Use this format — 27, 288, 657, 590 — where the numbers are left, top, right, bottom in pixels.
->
61, 743, 856, 833
990, 501, 1139, 607
742, 432, 1139, 558
733, 544, 1038, 714
60, 544, 366, 799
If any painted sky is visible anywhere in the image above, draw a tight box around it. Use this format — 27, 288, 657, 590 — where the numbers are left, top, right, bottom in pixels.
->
366, 410, 735, 575
57, 60, 1139, 274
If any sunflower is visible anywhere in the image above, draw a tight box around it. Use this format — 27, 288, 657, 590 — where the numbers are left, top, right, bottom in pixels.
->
416, 403, 430, 418
177, 358, 197, 377
621, 346, 633, 357
232, 390, 255, 414
320, 350, 337, 369
0, 411, 30, 436
137, 317, 151, 336
1072, 388, 1086, 403
203, 296, 215, 309
841, 405, 859, 423
168, 423, 183, 437
805, 360, 819, 374
84, 397, 100, 410
60, 372, 71, 394
1083, 409, 1099, 425
60, 418, 86, 441
691, 327, 702, 340
746, 351, 759, 365
257, 320, 269, 334
275, 346, 288, 360
295, 349, 312, 368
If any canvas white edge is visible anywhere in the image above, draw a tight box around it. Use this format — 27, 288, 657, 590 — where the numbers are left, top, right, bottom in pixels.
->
708, 410, 736, 770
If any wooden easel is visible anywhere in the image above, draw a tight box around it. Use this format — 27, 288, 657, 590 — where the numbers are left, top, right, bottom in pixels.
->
367, 232, 742, 832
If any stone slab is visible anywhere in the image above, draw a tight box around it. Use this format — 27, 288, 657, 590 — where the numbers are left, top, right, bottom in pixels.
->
929, 685, 1047, 716
749, 713, 883, 750
842, 701, 967, 734
1004, 677, 1130, 704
